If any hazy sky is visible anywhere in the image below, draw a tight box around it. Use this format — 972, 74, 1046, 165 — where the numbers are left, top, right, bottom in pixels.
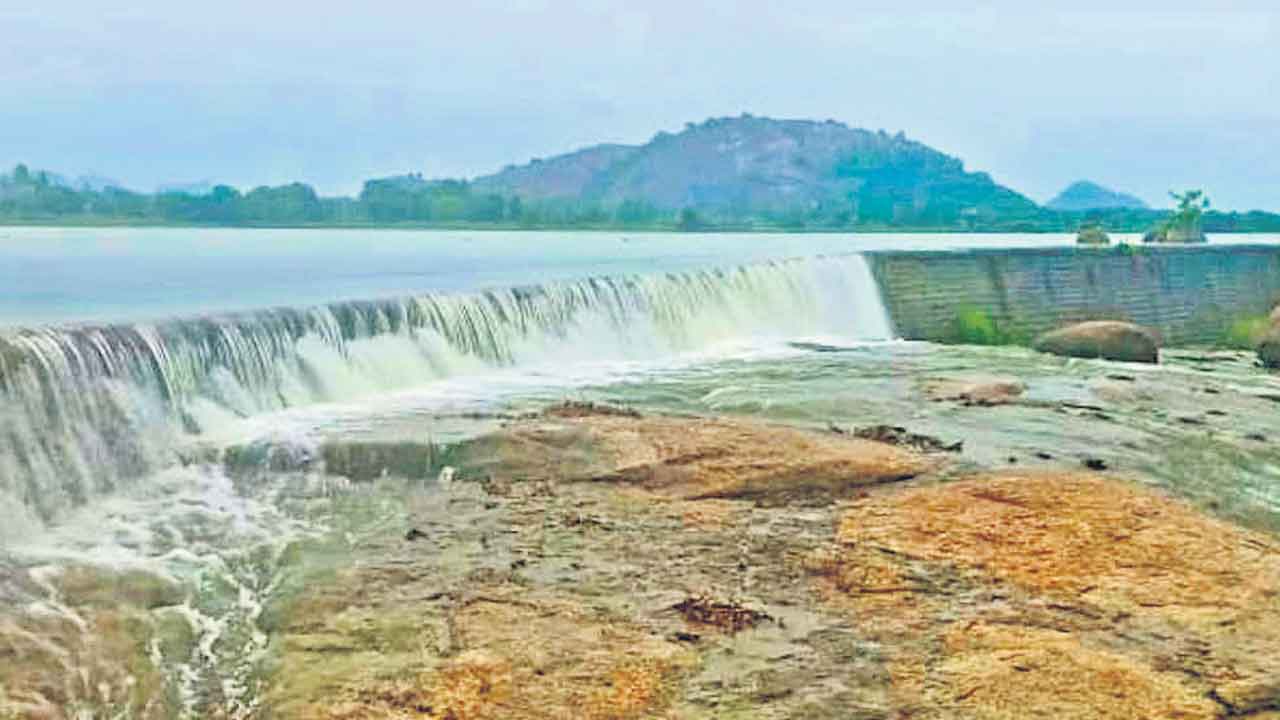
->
3, 2, 1278, 209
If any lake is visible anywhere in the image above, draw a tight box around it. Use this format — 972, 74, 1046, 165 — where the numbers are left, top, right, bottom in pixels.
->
0, 226, 1213, 327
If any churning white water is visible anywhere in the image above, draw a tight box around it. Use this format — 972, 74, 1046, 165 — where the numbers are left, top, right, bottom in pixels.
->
0, 253, 891, 523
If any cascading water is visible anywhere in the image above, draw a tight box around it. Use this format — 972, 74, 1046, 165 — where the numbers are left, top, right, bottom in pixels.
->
0, 253, 891, 525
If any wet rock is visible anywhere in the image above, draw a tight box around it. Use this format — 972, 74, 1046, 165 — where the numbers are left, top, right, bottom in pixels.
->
1081, 457, 1108, 471
321, 441, 441, 481
543, 400, 641, 419
54, 564, 185, 610
460, 413, 931, 503
852, 425, 963, 454
270, 585, 696, 720
1032, 321, 1160, 364
0, 566, 179, 716
922, 376, 1026, 406
224, 439, 317, 477
1088, 379, 1150, 404
405, 527, 428, 542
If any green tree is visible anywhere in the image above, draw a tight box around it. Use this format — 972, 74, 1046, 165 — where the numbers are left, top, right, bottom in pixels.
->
1170, 189, 1209, 223
677, 207, 706, 231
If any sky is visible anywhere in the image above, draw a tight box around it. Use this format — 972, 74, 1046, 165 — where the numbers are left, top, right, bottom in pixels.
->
3, 1, 1278, 210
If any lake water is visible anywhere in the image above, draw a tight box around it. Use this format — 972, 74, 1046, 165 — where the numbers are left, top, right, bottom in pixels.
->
0, 227, 1164, 327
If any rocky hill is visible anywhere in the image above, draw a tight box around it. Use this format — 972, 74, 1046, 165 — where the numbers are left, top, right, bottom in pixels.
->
1047, 180, 1149, 211
472, 115, 1041, 226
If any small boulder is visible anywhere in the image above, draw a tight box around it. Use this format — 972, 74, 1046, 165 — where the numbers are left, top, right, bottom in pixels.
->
1032, 321, 1160, 364
1270, 305, 1280, 327
923, 376, 1026, 406
1075, 225, 1110, 245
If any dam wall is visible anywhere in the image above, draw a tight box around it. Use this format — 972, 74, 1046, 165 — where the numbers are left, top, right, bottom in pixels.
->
866, 244, 1280, 345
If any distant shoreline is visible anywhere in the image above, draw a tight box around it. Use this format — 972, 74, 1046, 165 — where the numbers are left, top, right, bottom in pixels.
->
3, 219, 1279, 235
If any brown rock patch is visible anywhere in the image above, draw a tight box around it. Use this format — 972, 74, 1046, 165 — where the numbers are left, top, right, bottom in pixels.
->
461, 413, 930, 504
292, 589, 693, 720
922, 376, 1027, 406
815, 471, 1280, 718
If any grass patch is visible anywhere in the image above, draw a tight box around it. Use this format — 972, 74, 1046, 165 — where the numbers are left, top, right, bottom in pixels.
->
1219, 315, 1272, 350
941, 307, 1025, 346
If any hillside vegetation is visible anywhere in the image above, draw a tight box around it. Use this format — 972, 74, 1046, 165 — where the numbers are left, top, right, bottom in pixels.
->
3, 116, 1279, 232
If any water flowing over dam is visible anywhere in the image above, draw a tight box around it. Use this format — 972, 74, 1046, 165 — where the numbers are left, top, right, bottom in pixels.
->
0, 254, 892, 523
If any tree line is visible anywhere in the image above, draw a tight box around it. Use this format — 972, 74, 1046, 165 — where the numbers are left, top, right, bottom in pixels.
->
2, 163, 1278, 233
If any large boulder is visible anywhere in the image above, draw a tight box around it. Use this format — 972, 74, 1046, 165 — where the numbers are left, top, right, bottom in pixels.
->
1032, 321, 1160, 363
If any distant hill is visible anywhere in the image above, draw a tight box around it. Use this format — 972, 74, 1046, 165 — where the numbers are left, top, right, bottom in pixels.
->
471, 115, 1041, 227
1047, 181, 1149, 211
6, 119, 1280, 232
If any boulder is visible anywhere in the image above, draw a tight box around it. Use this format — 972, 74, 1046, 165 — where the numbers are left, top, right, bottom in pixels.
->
1075, 226, 1110, 245
1270, 305, 1280, 326
1032, 321, 1159, 364
1260, 325, 1280, 369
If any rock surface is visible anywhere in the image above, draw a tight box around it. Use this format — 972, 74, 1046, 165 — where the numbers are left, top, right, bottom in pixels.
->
817, 470, 1280, 718
257, 409, 1280, 719
458, 405, 931, 504
922, 376, 1026, 406
1033, 320, 1160, 363
1075, 225, 1110, 245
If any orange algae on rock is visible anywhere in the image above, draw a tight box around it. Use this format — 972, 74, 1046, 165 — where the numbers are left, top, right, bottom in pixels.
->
816, 471, 1280, 718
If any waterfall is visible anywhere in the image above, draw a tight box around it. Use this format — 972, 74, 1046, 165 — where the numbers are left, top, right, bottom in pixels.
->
0, 254, 891, 522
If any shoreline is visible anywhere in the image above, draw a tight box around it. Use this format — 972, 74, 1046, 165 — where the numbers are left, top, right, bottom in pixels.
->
4, 219, 1280, 235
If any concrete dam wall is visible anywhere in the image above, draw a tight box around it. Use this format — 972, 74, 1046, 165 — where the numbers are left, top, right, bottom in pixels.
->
866, 245, 1280, 345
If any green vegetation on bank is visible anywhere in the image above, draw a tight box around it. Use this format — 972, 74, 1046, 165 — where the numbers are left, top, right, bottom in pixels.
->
941, 307, 1028, 346
1219, 314, 1273, 350
5, 162, 1278, 233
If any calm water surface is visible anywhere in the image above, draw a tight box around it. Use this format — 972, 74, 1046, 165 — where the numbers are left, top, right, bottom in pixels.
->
11, 227, 1271, 327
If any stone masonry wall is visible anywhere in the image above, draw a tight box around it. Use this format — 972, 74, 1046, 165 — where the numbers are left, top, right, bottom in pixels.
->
866, 245, 1280, 345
